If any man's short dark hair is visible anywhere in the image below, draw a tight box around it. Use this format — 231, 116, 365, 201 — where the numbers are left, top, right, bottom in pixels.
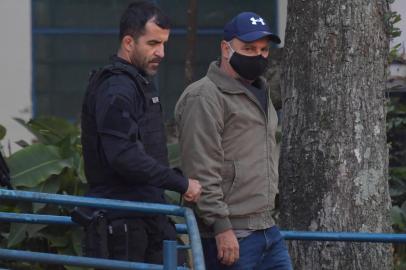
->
119, 1, 171, 41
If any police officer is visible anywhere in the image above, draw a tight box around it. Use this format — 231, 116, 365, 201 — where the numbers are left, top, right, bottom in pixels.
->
80, 1, 201, 264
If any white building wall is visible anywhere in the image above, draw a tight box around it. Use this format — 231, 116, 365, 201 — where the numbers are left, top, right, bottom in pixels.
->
277, 0, 287, 47
391, 0, 406, 51
0, 0, 34, 153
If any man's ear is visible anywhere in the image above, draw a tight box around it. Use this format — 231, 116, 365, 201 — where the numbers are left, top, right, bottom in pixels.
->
122, 35, 134, 52
221, 40, 231, 61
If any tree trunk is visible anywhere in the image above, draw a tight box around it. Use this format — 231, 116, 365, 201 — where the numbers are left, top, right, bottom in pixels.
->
279, 1, 393, 269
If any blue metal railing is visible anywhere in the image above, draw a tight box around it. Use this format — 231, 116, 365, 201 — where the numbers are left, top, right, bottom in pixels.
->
281, 230, 406, 243
1, 189, 406, 269
0, 189, 205, 270
1, 210, 404, 244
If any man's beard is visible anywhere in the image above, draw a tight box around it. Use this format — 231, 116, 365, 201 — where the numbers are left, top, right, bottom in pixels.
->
129, 53, 162, 76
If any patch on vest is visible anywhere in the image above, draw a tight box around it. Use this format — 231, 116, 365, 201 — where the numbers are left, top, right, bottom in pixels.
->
152, 97, 159, 104
100, 95, 132, 137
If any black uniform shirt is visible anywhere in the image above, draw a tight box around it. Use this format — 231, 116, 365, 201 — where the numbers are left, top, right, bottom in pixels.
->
246, 82, 268, 113
81, 56, 188, 205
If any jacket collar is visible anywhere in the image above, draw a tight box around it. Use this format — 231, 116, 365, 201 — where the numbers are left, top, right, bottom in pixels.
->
109, 55, 150, 85
206, 61, 268, 94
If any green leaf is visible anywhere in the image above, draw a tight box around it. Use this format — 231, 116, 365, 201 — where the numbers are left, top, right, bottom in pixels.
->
7, 223, 47, 248
14, 117, 79, 145
31, 174, 61, 194
389, 176, 406, 197
41, 232, 70, 248
58, 136, 81, 160
14, 117, 44, 142
7, 223, 27, 247
26, 224, 47, 238
71, 228, 84, 256
1, 232, 9, 240
8, 144, 72, 188
391, 167, 406, 178
400, 202, 406, 221
391, 206, 406, 229
64, 265, 88, 270
29, 117, 79, 145
58, 243, 88, 270
0, 202, 18, 212
0, 124, 6, 141
59, 168, 83, 196
77, 156, 87, 183
71, 152, 82, 175
30, 176, 62, 212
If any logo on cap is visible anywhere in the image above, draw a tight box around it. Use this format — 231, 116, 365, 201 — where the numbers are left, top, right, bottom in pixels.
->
250, 17, 265, 26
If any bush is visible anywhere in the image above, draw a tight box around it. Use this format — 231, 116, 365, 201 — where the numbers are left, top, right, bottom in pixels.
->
0, 117, 86, 270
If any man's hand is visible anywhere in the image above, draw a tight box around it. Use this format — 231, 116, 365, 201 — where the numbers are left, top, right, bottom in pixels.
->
183, 178, 202, 202
215, 229, 239, 265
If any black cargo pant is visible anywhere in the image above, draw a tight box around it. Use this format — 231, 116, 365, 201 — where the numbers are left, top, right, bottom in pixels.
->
84, 215, 184, 268
108, 216, 177, 262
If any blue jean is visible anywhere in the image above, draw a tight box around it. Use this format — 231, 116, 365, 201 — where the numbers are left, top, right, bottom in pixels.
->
201, 226, 292, 270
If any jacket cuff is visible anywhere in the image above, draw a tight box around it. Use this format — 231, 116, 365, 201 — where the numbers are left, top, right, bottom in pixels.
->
213, 217, 232, 235
168, 169, 189, 194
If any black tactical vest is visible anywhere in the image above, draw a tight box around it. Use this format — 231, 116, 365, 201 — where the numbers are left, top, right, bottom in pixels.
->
81, 62, 169, 188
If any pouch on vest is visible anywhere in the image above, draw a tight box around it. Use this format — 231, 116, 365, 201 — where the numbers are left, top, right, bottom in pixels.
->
99, 95, 140, 142
71, 207, 110, 258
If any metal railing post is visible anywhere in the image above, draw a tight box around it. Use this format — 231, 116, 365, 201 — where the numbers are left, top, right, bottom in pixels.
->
184, 208, 205, 270
163, 240, 177, 270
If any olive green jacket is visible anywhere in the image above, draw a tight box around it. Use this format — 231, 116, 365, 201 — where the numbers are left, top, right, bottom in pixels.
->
175, 61, 279, 236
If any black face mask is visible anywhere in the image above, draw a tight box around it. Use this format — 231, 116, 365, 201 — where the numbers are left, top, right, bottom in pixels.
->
229, 48, 269, 81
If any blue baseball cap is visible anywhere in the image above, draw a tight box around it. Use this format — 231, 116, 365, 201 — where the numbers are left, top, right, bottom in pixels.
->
224, 12, 281, 44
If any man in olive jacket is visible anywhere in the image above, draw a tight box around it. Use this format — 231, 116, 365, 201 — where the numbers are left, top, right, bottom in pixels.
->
175, 12, 292, 270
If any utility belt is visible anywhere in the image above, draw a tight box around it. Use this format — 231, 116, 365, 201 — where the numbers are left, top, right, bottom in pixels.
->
71, 207, 173, 260
71, 208, 110, 258
71, 208, 142, 259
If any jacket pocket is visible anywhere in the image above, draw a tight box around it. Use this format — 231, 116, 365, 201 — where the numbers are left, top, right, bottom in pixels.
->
220, 160, 236, 202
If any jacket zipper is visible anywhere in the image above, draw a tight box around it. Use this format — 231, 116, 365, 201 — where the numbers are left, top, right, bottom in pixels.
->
243, 91, 272, 215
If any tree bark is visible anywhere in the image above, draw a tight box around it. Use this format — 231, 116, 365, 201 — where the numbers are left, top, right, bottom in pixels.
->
279, 0, 393, 269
